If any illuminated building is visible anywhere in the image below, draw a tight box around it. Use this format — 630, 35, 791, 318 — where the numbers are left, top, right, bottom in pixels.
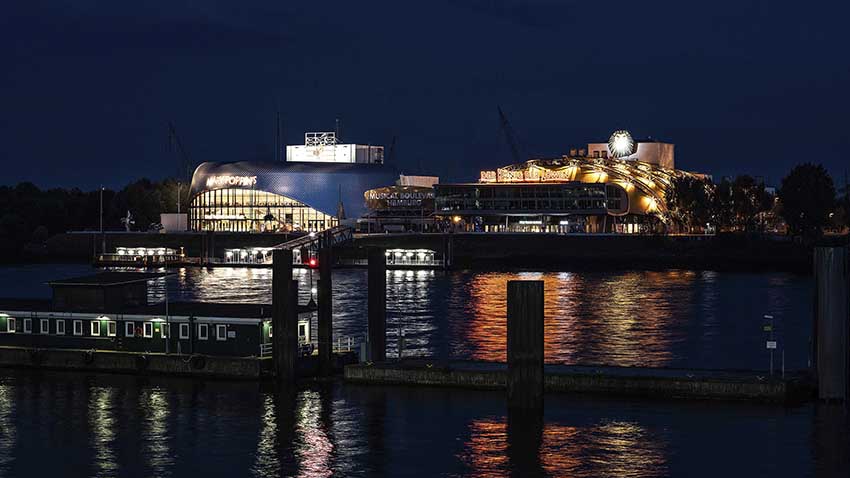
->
360, 174, 440, 233
189, 132, 396, 232
435, 131, 706, 233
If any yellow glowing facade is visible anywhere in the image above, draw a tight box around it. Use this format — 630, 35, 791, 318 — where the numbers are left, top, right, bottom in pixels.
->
476, 157, 703, 218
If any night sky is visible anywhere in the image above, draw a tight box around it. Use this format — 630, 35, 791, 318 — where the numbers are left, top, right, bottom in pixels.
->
2, 0, 848, 190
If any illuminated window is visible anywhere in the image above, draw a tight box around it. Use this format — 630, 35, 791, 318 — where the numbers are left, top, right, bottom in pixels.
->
56, 320, 65, 335
198, 324, 209, 340
216, 324, 227, 341
107, 321, 117, 337
90, 321, 100, 336
143, 322, 153, 338
7, 317, 16, 333
161, 323, 168, 339
23, 318, 32, 333
40, 319, 49, 334
179, 323, 189, 339
268, 324, 273, 338
125, 321, 135, 337
73, 320, 83, 336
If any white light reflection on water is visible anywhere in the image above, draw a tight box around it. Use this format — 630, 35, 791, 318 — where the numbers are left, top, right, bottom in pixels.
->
0, 384, 15, 474
294, 390, 334, 478
252, 394, 280, 477
90, 387, 118, 478
141, 387, 174, 476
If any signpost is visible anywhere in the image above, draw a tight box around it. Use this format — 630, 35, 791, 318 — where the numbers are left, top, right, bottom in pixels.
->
764, 314, 775, 375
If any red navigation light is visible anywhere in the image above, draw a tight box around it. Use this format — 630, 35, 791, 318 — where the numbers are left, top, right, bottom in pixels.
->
308, 258, 317, 268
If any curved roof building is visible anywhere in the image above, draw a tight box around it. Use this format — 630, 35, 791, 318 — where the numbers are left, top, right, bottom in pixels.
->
436, 152, 705, 234
189, 160, 398, 232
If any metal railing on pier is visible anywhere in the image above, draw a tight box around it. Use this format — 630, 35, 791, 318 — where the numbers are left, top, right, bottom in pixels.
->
259, 336, 357, 357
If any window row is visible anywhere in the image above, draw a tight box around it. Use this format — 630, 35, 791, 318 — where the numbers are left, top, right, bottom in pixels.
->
3, 319, 230, 341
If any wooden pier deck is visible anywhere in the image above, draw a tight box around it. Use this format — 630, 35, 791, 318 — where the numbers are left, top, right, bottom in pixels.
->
345, 359, 815, 403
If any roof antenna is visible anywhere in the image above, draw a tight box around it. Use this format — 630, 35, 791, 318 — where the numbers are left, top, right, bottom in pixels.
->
275, 110, 281, 162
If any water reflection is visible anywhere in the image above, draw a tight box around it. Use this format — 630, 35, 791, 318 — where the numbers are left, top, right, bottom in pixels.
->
452, 271, 691, 366
90, 387, 118, 477
0, 383, 15, 474
295, 390, 334, 478
459, 415, 667, 477
253, 395, 281, 476
141, 388, 173, 476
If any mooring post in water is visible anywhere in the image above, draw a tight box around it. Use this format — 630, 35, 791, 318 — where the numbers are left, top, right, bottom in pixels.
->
272, 249, 295, 382
507, 280, 544, 411
318, 246, 333, 375
814, 246, 850, 402
367, 247, 387, 362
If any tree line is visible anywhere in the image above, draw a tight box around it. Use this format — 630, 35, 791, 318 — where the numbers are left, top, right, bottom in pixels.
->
666, 163, 849, 236
0, 179, 189, 261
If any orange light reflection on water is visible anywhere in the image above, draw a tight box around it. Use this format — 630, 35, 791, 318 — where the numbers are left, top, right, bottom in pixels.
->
455, 270, 700, 366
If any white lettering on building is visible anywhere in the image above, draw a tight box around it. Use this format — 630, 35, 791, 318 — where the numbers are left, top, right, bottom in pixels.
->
205, 175, 258, 189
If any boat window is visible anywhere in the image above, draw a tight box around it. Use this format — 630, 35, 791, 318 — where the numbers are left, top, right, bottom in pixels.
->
143, 322, 153, 338
23, 318, 32, 334
56, 320, 65, 335
7, 317, 16, 333
73, 320, 83, 336
91, 321, 100, 336
198, 323, 209, 340
179, 323, 189, 339
161, 323, 168, 338
125, 321, 135, 337
40, 319, 49, 334
107, 321, 117, 337
216, 324, 227, 341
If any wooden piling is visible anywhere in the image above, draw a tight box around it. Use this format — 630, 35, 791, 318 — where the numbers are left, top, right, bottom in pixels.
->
506, 280, 544, 411
318, 246, 333, 375
272, 249, 295, 382
367, 248, 387, 362
814, 246, 849, 402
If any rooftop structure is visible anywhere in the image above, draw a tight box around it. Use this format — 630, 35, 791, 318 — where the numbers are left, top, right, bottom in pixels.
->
285, 131, 384, 164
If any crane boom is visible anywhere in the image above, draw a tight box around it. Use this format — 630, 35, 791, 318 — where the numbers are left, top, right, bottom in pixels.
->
497, 106, 523, 164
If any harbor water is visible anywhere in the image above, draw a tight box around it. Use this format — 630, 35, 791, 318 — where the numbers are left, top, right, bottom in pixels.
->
1, 264, 847, 477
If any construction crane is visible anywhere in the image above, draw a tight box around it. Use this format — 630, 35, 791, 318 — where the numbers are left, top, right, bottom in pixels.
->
386, 135, 397, 164
167, 122, 193, 183
497, 106, 523, 164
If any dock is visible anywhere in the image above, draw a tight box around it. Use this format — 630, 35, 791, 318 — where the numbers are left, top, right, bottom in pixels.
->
344, 360, 815, 403
0, 345, 357, 380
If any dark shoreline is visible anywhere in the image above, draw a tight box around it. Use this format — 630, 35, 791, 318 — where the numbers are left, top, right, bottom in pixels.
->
14, 230, 848, 274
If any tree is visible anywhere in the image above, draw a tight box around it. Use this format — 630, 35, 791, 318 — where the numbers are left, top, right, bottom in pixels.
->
666, 176, 715, 233
778, 163, 836, 236
731, 175, 770, 232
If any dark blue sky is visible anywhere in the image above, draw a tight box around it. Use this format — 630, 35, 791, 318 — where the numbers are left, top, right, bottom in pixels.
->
2, 0, 848, 190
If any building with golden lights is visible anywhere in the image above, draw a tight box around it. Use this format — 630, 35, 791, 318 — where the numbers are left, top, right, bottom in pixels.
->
435, 134, 706, 233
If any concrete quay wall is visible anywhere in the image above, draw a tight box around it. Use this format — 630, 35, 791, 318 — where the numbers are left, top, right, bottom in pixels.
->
0, 346, 263, 379
344, 362, 809, 403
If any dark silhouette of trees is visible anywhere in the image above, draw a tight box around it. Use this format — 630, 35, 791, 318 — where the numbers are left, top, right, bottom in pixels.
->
666, 176, 715, 233
778, 163, 836, 236
0, 178, 189, 262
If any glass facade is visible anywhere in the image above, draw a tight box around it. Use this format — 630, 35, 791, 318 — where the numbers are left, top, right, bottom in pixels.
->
190, 188, 338, 232
435, 183, 625, 214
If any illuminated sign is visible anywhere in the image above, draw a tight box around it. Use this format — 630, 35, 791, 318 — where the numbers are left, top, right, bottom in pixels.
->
481, 167, 576, 183
480, 170, 497, 182
205, 175, 258, 189
203, 214, 247, 220
365, 186, 435, 209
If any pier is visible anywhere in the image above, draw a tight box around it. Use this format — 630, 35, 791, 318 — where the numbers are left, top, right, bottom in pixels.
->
344, 360, 814, 403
